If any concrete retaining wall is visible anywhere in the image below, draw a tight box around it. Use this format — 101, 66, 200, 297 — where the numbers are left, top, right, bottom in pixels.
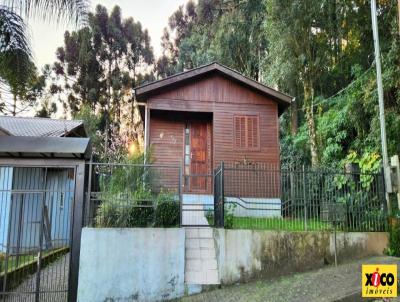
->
77, 227, 388, 301
214, 229, 388, 285
77, 228, 185, 302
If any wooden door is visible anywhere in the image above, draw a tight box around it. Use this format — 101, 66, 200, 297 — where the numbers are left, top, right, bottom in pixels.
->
190, 122, 208, 192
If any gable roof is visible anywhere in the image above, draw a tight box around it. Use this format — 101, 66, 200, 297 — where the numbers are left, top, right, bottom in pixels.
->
134, 62, 293, 113
0, 116, 86, 137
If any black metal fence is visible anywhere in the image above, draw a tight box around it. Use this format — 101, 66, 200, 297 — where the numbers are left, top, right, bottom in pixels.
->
84, 161, 388, 232
221, 163, 388, 232
213, 163, 224, 228
85, 162, 182, 228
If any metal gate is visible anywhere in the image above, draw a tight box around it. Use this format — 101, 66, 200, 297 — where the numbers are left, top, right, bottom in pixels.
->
213, 162, 224, 228
179, 163, 225, 228
0, 162, 84, 302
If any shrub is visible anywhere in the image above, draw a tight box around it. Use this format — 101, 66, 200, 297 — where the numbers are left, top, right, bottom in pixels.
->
95, 188, 155, 228
95, 199, 120, 227
205, 209, 214, 226
224, 202, 236, 229
386, 221, 400, 257
154, 191, 180, 227
127, 188, 155, 227
95, 189, 182, 228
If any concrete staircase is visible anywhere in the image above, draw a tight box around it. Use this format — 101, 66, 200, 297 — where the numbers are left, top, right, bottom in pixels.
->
185, 227, 220, 285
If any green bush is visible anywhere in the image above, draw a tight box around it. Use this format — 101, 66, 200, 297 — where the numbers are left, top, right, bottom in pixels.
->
205, 209, 214, 226
95, 188, 155, 227
95, 199, 120, 227
154, 191, 180, 227
127, 202, 155, 227
224, 202, 236, 229
95, 189, 181, 228
127, 188, 155, 227
386, 221, 400, 257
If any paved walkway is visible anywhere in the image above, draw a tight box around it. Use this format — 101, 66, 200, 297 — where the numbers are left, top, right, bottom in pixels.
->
179, 256, 400, 302
182, 204, 209, 226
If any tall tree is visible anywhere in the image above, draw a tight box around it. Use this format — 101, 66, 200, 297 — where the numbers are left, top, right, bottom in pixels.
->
0, 0, 88, 109
50, 4, 154, 155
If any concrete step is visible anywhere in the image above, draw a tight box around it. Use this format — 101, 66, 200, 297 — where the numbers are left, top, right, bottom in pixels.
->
184, 227, 220, 285
185, 227, 213, 238
200, 248, 215, 260
186, 259, 202, 272
185, 269, 219, 284
186, 248, 200, 259
199, 238, 214, 248
185, 238, 214, 249
186, 238, 200, 249
186, 259, 218, 272
186, 248, 216, 259
198, 228, 213, 238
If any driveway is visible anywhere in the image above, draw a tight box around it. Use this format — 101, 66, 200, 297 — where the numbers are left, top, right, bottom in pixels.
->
179, 256, 400, 302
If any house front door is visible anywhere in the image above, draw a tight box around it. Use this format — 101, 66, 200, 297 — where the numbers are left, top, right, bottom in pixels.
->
189, 121, 208, 192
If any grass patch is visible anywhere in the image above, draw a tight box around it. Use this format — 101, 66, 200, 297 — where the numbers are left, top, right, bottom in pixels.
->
0, 254, 35, 273
227, 216, 333, 231
0, 247, 69, 274
0, 247, 69, 291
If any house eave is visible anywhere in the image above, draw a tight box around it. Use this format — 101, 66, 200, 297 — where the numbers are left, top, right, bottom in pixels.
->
134, 62, 292, 115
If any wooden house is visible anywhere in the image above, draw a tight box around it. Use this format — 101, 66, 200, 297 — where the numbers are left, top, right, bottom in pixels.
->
135, 62, 292, 211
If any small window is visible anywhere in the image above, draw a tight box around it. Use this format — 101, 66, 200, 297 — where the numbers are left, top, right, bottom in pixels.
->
234, 115, 260, 150
184, 124, 191, 187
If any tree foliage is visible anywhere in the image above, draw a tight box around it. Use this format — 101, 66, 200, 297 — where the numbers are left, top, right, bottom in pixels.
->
0, 0, 88, 112
49, 4, 154, 159
157, 0, 400, 170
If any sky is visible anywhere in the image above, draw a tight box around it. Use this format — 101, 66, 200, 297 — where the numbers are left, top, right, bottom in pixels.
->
28, 0, 190, 70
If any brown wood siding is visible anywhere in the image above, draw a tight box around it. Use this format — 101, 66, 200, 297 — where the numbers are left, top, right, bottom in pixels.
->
149, 114, 184, 191
149, 113, 184, 166
150, 74, 273, 105
148, 74, 280, 198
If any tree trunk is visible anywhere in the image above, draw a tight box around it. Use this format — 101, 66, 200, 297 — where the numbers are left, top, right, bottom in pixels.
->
104, 60, 112, 155
304, 81, 319, 167
12, 95, 17, 116
290, 98, 298, 136
131, 64, 136, 139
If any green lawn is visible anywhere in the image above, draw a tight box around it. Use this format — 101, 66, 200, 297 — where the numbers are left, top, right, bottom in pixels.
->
227, 216, 333, 231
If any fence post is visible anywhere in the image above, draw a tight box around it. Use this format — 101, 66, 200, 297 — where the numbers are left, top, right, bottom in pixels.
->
220, 161, 225, 228
302, 165, 308, 231
86, 158, 93, 226
179, 165, 183, 227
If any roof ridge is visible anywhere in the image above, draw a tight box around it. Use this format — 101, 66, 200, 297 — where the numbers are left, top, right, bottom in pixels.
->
135, 61, 217, 91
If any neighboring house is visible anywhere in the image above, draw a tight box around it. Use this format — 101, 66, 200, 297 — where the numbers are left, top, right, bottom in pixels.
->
0, 117, 88, 253
0, 116, 86, 137
135, 62, 292, 213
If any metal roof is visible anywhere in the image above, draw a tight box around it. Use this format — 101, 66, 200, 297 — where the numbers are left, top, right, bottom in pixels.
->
0, 136, 91, 159
135, 62, 293, 114
0, 116, 86, 137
